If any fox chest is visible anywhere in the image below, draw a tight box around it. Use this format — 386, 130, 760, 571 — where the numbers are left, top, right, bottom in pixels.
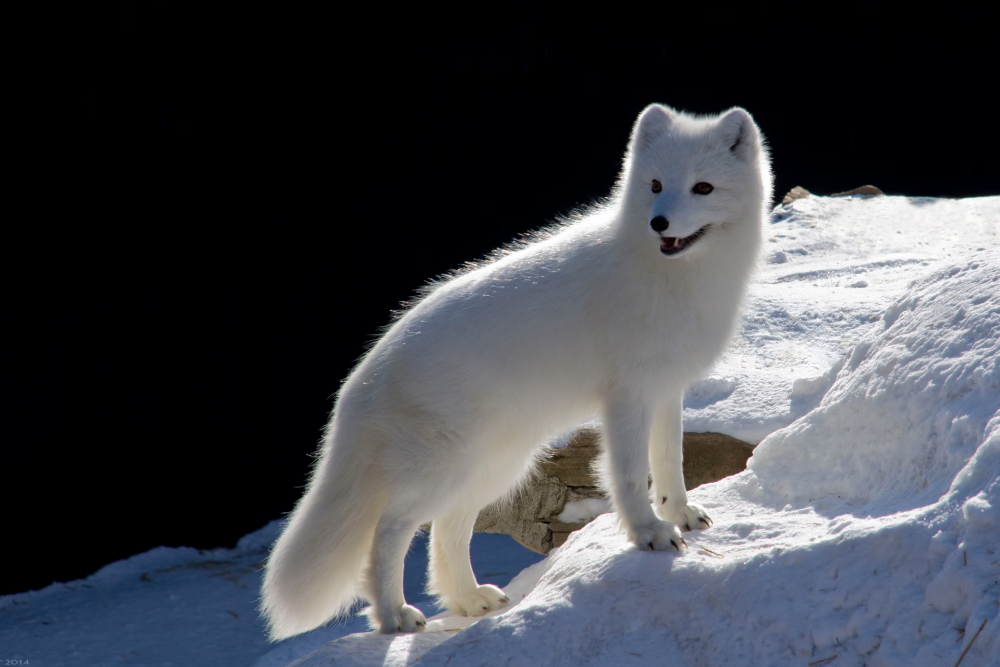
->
601, 290, 736, 379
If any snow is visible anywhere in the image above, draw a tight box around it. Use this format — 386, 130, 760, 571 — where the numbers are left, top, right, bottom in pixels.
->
3, 194, 998, 666
685, 194, 998, 444
558, 498, 612, 524
0, 525, 544, 667
0, 523, 280, 666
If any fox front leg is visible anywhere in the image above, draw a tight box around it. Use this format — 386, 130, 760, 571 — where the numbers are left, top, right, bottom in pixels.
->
603, 395, 685, 551
650, 394, 713, 532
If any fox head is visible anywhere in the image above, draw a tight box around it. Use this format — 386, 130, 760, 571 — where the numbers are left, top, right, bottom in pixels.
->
618, 104, 772, 260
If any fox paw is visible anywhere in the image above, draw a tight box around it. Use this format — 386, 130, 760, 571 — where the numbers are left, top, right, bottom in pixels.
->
627, 519, 686, 551
376, 604, 426, 634
442, 584, 510, 617
656, 502, 713, 532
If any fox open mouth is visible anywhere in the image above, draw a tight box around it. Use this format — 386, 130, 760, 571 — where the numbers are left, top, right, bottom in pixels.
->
660, 225, 710, 256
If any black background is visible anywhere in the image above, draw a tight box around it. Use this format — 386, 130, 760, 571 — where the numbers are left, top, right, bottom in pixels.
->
5, 6, 997, 595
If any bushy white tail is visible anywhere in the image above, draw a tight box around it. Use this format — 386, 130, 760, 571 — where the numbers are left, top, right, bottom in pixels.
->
260, 437, 384, 641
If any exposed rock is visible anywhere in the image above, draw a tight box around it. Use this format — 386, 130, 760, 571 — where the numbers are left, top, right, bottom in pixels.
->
472, 427, 755, 554
831, 184, 884, 197
471, 427, 602, 554
781, 186, 812, 204
680, 431, 756, 490
781, 185, 883, 205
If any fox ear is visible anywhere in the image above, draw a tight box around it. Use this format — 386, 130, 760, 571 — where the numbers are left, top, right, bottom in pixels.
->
718, 108, 761, 162
630, 104, 673, 151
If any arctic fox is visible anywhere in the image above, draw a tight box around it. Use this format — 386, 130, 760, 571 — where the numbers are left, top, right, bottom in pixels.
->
261, 104, 772, 639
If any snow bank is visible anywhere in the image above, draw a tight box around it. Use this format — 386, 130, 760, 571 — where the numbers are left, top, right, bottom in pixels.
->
685, 194, 999, 443
309, 245, 999, 667
410, 253, 1000, 667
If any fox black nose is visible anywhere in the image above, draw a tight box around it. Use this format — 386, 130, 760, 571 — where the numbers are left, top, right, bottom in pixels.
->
650, 216, 669, 232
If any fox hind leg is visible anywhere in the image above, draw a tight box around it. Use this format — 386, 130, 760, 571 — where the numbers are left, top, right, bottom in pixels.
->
364, 512, 427, 633
427, 506, 509, 617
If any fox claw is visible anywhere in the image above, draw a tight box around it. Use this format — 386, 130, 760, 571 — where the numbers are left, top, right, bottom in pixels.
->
658, 503, 713, 533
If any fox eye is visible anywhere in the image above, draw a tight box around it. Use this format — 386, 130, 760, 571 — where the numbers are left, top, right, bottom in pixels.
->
693, 182, 714, 195
651, 180, 662, 193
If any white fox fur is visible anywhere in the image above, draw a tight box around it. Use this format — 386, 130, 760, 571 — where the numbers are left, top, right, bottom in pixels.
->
260, 104, 772, 640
